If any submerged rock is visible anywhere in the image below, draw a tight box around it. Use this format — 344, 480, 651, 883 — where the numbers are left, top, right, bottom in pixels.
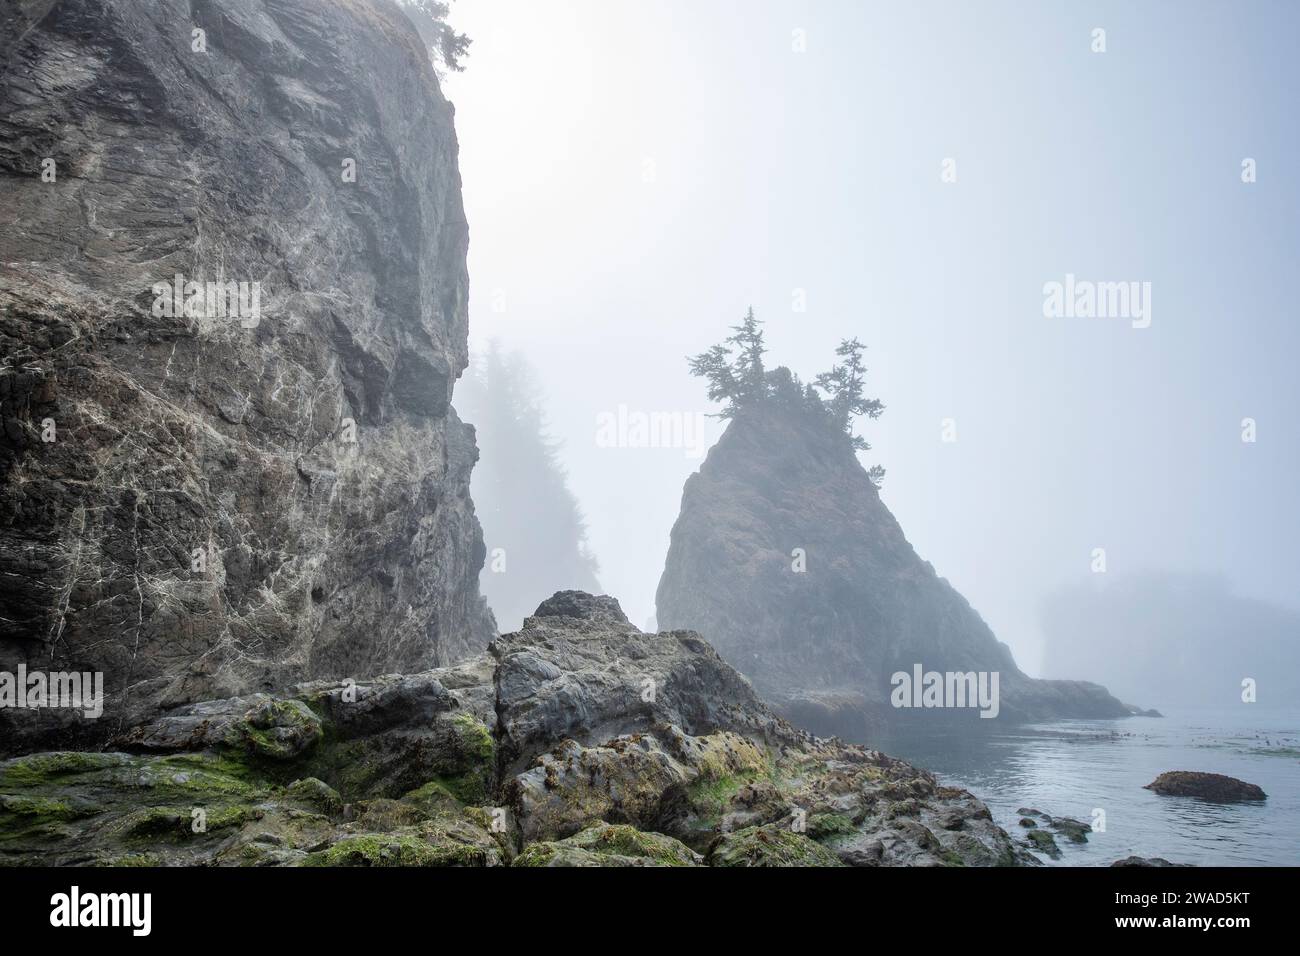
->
0, 592, 1030, 868
1049, 815, 1091, 844
1016, 807, 1091, 854
1144, 772, 1267, 802
1024, 829, 1062, 860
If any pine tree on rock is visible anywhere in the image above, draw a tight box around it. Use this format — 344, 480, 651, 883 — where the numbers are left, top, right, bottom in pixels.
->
813, 337, 886, 484
688, 310, 886, 484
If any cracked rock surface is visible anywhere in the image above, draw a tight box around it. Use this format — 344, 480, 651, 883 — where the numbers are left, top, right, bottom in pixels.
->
0, 0, 495, 752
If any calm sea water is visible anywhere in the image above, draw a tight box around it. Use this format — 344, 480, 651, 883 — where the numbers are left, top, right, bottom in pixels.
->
872, 708, 1300, 866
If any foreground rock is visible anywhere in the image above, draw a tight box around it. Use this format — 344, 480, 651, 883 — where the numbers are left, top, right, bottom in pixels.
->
1144, 772, 1267, 802
0, 0, 494, 754
1015, 807, 1092, 860
656, 398, 1136, 740
0, 592, 1028, 867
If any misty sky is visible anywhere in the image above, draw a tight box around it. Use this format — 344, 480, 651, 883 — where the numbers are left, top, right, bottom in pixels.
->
442, 0, 1300, 671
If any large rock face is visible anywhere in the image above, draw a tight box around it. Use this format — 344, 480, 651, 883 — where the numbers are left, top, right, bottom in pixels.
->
656, 399, 1132, 739
0, 0, 494, 753
0, 592, 1028, 867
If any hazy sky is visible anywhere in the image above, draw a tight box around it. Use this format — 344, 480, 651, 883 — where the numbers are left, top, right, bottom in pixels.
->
442, 0, 1299, 670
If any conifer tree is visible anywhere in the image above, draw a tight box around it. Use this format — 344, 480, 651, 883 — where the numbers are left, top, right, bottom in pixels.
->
814, 337, 886, 483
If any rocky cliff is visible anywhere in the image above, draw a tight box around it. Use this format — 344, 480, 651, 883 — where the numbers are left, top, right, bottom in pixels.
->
656, 398, 1133, 739
0, 0, 495, 754
0, 592, 1028, 867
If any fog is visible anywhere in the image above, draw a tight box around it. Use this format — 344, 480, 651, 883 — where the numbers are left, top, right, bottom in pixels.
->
1041, 572, 1300, 711
442, 0, 1300, 673
457, 343, 602, 632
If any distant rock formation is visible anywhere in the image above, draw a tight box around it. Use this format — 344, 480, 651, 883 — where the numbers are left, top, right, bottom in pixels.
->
1042, 572, 1300, 710
0, 0, 494, 754
656, 396, 1133, 739
0, 592, 1030, 867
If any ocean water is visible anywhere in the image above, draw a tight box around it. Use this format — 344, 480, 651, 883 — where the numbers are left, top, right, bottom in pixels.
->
871, 708, 1300, 866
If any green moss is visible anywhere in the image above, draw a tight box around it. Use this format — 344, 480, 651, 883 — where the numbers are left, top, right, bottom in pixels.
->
579, 824, 698, 864
452, 713, 494, 763
291, 710, 496, 804
0, 750, 264, 820
513, 842, 559, 866
355, 799, 425, 831
707, 825, 846, 867
0, 794, 87, 822
806, 812, 858, 839
514, 823, 700, 867
136, 755, 262, 799
0, 752, 128, 789
687, 773, 748, 821
110, 803, 255, 842
286, 777, 343, 817
428, 772, 487, 806
227, 699, 323, 761
318, 740, 384, 797
303, 833, 494, 867
203, 805, 260, 832
401, 780, 463, 817
440, 714, 495, 804
1025, 828, 1062, 859
113, 806, 190, 840
1051, 818, 1090, 844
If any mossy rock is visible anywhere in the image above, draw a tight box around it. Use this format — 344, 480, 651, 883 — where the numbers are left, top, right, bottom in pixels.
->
441, 713, 495, 804
452, 713, 494, 763
669, 730, 768, 781
1050, 817, 1091, 844
286, 777, 343, 817
806, 812, 858, 839
298, 711, 495, 803
0, 751, 132, 789
1025, 828, 1062, 859
228, 699, 323, 760
0, 794, 93, 823
686, 772, 751, 822
515, 823, 701, 867
707, 824, 846, 867
354, 798, 426, 832
0, 750, 262, 808
124, 754, 262, 800
302, 832, 498, 867
112, 802, 260, 843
